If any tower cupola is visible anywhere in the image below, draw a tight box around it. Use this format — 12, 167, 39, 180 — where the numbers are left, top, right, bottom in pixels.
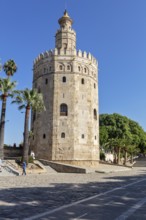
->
55, 10, 76, 52
58, 10, 73, 29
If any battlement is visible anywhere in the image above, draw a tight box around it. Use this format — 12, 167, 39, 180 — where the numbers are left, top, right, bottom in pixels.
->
76, 50, 97, 65
33, 50, 54, 66
33, 49, 97, 67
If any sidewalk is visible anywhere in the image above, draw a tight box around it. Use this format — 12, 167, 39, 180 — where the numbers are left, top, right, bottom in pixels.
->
96, 163, 132, 173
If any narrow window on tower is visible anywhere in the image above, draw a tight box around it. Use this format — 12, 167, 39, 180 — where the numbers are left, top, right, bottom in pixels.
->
43, 134, 46, 139
49, 66, 52, 71
45, 79, 48, 84
60, 103, 68, 116
81, 78, 85, 84
33, 112, 36, 122
62, 76, 66, 83
94, 109, 97, 120
38, 87, 41, 93
34, 82, 37, 88
61, 133, 65, 138
59, 65, 63, 70
67, 65, 70, 70
84, 68, 86, 73
95, 136, 97, 140
78, 66, 81, 72
94, 83, 96, 89
82, 134, 85, 139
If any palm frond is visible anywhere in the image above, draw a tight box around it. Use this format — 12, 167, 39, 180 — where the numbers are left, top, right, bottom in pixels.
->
18, 105, 26, 110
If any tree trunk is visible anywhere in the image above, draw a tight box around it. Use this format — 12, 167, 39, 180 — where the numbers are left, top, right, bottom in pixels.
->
117, 147, 121, 165
124, 150, 127, 165
114, 147, 117, 164
22, 106, 30, 164
131, 153, 133, 164
0, 95, 7, 159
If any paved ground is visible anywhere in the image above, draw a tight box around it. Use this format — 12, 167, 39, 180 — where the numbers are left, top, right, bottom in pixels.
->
0, 159, 146, 219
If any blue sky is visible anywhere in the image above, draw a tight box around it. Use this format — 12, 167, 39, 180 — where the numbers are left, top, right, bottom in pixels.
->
0, 0, 146, 145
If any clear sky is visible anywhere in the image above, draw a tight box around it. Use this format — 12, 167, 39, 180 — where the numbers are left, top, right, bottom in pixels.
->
0, 0, 146, 145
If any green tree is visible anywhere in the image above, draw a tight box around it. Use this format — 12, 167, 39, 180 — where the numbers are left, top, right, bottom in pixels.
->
3, 59, 17, 78
0, 78, 17, 158
99, 113, 146, 164
128, 145, 140, 163
12, 89, 45, 163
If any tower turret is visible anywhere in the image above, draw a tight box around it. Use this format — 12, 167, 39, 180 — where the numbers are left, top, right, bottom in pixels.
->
55, 10, 76, 52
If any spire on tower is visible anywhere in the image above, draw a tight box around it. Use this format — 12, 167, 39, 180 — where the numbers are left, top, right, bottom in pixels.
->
58, 10, 73, 29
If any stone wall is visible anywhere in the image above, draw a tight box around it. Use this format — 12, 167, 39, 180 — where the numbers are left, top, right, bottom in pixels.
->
4, 148, 22, 158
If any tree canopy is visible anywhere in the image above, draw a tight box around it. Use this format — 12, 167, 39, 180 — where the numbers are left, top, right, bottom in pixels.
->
100, 113, 146, 154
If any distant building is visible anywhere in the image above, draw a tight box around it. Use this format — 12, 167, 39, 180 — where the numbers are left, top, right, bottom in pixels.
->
31, 10, 99, 167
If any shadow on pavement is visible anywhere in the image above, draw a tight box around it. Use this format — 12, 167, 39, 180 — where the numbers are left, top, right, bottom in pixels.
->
0, 168, 146, 219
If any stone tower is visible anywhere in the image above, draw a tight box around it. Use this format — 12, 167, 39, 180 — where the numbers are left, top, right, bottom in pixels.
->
31, 11, 99, 167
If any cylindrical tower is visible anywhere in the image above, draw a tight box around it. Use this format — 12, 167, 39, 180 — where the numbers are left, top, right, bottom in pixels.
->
31, 11, 99, 167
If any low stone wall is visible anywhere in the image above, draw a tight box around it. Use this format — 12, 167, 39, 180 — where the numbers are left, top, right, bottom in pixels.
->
39, 159, 88, 173
4, 148, 22, 158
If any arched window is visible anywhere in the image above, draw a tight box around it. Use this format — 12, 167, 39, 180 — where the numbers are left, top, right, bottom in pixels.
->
61, 133, 65, 138
62, 76, 66, 83
94, 83, 96, 89
94, 109, 97, 120
78, 66, 81, 71
95, 136, 97, 140
81, 78, 85, 84
60, 104, 68, 116
59, 65, 63, 70
67, 65, 70, 70
84, 68, 86, 73
43, 134, 46, 139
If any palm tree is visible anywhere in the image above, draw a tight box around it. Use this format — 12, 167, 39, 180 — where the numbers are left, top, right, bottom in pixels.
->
12, 89, 45, 163
0, 78, 17, 159
3, 59, 17, 78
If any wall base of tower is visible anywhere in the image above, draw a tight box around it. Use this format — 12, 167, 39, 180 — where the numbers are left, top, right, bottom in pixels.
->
53, 160, 100, 168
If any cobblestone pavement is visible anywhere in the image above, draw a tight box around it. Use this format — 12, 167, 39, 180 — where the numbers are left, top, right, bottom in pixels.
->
0, 166, 146, 219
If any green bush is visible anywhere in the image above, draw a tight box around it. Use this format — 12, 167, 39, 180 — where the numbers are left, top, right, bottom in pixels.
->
28, 156, 34, 163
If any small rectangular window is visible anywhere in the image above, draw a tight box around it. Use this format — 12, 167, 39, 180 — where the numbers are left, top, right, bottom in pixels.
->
82, 134, 84, 139
45, 79, 48, 84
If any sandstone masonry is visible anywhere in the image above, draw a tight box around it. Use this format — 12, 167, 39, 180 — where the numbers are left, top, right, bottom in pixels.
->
31, 10, 99, 167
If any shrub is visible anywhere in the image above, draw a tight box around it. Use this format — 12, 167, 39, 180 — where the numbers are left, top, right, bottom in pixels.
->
28, 156, 34, 163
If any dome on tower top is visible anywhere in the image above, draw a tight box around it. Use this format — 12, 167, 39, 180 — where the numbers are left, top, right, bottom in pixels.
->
63, 10, 70, 18
58, 10, 73, 28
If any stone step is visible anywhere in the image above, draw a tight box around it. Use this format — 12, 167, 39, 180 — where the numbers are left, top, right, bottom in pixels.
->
0, 166, 15, 176
44, 165, 58, 173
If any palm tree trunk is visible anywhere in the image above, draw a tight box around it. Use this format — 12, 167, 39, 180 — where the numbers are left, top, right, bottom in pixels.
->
22, 106, 30, 164
0, 95, 7, 159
